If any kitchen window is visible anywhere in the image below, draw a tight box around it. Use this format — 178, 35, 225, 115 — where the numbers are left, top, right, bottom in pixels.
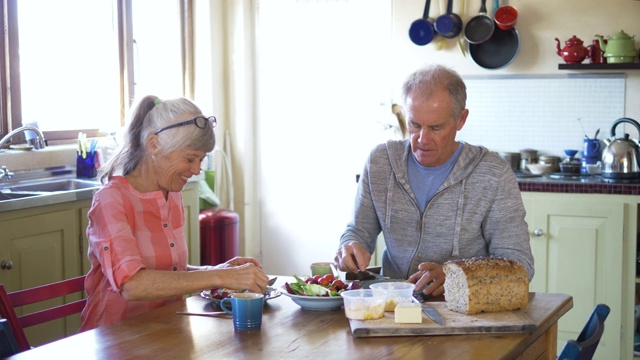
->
0, 0, 193, 144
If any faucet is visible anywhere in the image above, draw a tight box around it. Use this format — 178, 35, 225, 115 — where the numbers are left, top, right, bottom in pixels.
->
0, 166, 13, 184
0, 125, 46, 150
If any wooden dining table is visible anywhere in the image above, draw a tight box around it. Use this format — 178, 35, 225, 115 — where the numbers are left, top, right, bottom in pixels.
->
6, 277, 572, 360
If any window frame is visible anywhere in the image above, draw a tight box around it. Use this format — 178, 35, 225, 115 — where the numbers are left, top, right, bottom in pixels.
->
0, 0, 194, 144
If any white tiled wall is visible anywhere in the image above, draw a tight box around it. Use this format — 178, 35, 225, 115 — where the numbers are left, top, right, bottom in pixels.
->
459, 74, 626, 158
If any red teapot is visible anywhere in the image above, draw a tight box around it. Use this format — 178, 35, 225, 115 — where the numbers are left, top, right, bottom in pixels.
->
555, 35, 590, 64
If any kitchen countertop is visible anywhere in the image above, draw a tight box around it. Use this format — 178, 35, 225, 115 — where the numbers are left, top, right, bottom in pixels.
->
517, 173, 640, 195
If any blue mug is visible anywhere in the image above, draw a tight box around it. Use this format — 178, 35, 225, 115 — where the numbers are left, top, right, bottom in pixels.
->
220, 293, 264, 331
583, 138, 601, 160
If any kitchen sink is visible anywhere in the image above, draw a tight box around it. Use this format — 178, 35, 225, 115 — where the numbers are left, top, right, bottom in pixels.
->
0, 172, 102, 211
3, 178, 102, 192
0, 191, 42, 201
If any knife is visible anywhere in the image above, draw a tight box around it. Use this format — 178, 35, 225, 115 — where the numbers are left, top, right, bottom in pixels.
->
356, 270, 386, 281
412, 280, 434, 300
176, 311, 231, 318
422, 305, 445, 326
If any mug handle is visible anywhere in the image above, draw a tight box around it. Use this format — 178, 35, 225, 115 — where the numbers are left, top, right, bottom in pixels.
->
220, 298, 233, 315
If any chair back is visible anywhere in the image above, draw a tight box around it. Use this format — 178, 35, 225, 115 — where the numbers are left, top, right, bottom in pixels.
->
557, 303, 611, 360
0, 275, 86, 352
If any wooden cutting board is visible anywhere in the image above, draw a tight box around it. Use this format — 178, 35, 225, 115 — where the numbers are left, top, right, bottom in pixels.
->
348, 301, 536, 337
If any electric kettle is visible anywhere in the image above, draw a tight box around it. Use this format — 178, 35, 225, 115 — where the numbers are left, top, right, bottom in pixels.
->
601, 117, 640, 180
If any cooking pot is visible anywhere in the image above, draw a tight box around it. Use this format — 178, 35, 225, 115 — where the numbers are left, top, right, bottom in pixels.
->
499, 152, 520, 171
601, 117, 640, 180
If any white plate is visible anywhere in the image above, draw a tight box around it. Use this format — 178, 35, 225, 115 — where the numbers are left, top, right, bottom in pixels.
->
200, 287, 281, 305
279, 285, 344, 311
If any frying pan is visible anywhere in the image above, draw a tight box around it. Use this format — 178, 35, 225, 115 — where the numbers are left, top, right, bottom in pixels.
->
468, 0, 520, 70
409, 0, 436, 46
464, 0, 494, 44
434, 0, 462, 39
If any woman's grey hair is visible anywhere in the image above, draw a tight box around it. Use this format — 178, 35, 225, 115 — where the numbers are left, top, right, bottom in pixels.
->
99, 95, 216, 182
401, 64, 467, 119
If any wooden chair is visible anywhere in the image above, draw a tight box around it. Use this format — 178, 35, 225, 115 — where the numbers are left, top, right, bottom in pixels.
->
557, 303, 611, 360
0, 275, 86, 352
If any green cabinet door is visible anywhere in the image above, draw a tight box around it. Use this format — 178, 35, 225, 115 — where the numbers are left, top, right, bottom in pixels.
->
182, 181, 200, 266
0, 208, 83, 347
523, 193, 623, 360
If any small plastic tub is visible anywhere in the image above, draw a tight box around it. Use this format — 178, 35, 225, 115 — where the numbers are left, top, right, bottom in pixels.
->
369, 282, 415, 312
340, 289, 386, 320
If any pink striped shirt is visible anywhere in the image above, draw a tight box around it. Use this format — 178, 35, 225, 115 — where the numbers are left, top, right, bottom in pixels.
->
80, 176, 187, 331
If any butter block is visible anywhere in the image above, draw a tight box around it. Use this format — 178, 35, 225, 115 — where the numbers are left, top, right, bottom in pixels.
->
394, 302, 422, 323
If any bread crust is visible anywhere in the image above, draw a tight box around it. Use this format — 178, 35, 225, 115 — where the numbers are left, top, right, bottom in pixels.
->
443, 257, 529, 315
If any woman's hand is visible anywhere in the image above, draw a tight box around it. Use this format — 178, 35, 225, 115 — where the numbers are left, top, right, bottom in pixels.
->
216, 256, 264, 270
407, 262, 446, 297
217, 262, 269, 294
200, 257, 268, 294
334, 242, 371, 273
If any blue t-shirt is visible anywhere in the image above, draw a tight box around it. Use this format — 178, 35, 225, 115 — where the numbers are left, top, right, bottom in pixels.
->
408, 143, 464, 213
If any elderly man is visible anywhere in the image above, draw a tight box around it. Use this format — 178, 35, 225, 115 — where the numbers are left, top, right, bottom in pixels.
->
335, 64, 533, 297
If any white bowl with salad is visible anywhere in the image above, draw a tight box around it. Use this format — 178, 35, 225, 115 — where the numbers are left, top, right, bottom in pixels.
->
280, 274, 360, 311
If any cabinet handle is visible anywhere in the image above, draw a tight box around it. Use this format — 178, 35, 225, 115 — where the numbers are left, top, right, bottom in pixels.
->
532, 229, 544, 237
1, 260, 13, 270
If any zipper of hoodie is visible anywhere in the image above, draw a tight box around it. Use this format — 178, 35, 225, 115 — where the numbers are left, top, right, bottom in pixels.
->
403, 189, 443, 279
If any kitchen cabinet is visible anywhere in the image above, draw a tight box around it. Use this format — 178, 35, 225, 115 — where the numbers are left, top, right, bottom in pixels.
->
182, 182, 200, 266
521, 191, 638, 360
0, 200, 89, 347
80, 205, 90, 275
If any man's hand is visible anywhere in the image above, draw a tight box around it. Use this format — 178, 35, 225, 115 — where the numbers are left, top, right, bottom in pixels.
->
407, 262, 445, 297
334, 242, 371, 273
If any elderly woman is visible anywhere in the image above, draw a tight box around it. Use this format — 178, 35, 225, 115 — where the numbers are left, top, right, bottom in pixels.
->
80, 95, 268, 331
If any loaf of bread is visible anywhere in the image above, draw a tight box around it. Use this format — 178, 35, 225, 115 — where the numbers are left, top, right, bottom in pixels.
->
443, 257, 529, 315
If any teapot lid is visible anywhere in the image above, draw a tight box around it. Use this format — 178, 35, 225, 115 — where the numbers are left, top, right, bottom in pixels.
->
610, 30, 634, 40
566, 35, 583, 43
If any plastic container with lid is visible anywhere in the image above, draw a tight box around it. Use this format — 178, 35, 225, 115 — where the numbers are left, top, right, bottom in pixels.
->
341, 289, 386, 320
369, 282, 415, 312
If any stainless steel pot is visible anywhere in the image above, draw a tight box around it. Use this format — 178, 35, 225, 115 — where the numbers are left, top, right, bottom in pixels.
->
519, 148, 538, 171
500, 152, 520, 171
538, 155, 561, 173
601, 117, 640, 180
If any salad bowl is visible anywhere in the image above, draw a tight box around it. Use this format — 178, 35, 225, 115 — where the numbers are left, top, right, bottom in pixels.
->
279, 286, 344, 311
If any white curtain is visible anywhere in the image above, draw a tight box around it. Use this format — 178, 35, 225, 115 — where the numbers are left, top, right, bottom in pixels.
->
255, 0, 393, 275
193, 0, 260, 257
199, 0, 393, 273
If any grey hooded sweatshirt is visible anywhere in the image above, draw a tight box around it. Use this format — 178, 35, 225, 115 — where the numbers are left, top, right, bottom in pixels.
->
340, 140, 534, 281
